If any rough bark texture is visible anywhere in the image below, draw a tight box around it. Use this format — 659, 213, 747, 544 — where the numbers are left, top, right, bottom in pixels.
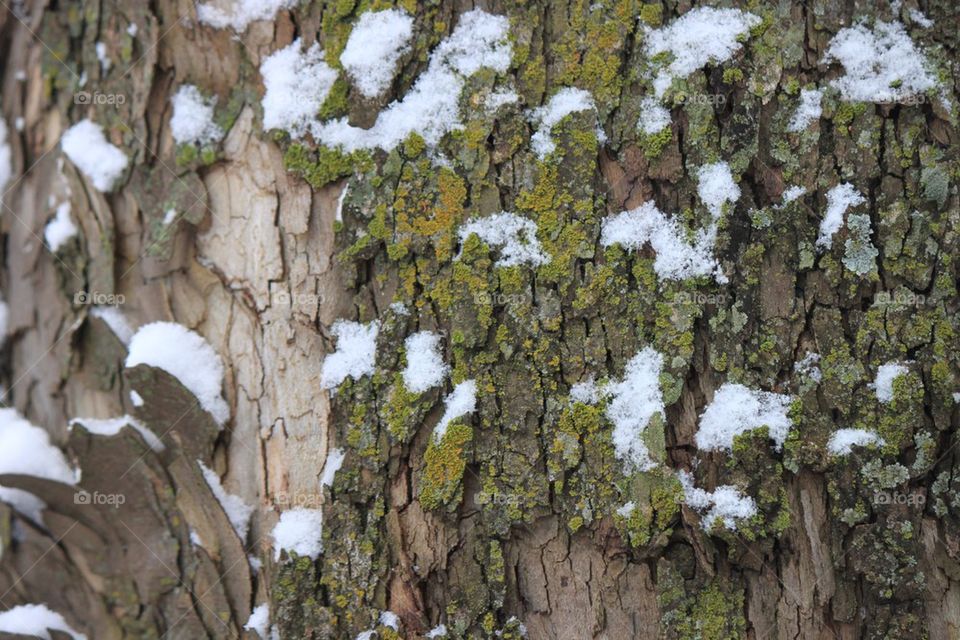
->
0, 0, 958, 639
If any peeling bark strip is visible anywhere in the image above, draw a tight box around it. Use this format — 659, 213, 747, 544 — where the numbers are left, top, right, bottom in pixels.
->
0, 0, 957, 639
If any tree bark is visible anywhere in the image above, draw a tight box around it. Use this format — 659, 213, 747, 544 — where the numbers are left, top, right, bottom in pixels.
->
0, 0, 957, 639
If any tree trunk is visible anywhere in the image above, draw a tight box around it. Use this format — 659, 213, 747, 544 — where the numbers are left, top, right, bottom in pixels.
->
0, 0, 957, 639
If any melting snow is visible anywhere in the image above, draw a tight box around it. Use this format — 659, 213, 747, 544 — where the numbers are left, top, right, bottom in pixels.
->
695, 383, 793, 451
403, 331, 449, 393
570, 378, 600, 405
170, 85, 223, 146
427, 624, 449, 638
458, 212, 547, 267
71, 415, 164, 452
816, 183, 865, 250
197, 0, 296, 31
61, 119, 128, 192
794, 352, 822, 383
320, 447, 345, 487
787, 88, 823, 132
679, 470, 757, 531
340, 9, 414, 98
644, 7, 760, 97
434, 379, 477, 441
529, 87, 596, 158
781, 186, 807, 204
272, 507, 323, 561
827, 428, 884, 455
822, 21, 938, 103
199, 460, 254, 541
908, 9, 934, 28
320, 320, 379, 389
260, 40, 338, 138
873, 362, 908, 403
606, 347, 664, 472
126, 322, 230, 426
637, 96, 671, 135
485, 88, 519, 112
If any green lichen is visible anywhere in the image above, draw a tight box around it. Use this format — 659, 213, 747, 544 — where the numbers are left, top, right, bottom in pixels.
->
420, 424, 473, 511
283, 142, 372, 189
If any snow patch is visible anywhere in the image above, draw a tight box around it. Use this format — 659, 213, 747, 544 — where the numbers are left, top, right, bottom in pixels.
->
606, 347, 664, 472
313, 10, 511, 153
95, 42, 111, 72
130, 390, 144, 407
61, 119, 128, 192
379, 611, 400, 630
403, 331, 449, 393
697, 162, 740, 219
340, 9, 414, 98
44, 201, 77, 252
272, 507, 323, 561
199, 460, 254, 541
90, 305, 134, 345
427, 624, 449, 638
434, 380, 477, 441
816, 183, 865, 250
70, 415, 164, 452
245, 604, 270, 638
0, 603, 87, 640
644, 7, 760, 97
679, 470, 757, 531
695, 383, 793, 451
528, 87, 596, 158
126, 322, 230, 425
320, 320, 379, 390
458, 212, 547, 267
873, 362, 908, 403
822, 21, 938, 103
827, 428, 884, 455
0, 408, 78, 524
600, 201, 725, 282
170, 85, 223, 146
260, 40, 338, 138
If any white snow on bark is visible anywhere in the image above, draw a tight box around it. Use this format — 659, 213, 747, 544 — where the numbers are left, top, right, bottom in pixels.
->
126, 322, 230, 426
61, 119, 128, 192
695, 383, 793, 451
340, 9, 414, 98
